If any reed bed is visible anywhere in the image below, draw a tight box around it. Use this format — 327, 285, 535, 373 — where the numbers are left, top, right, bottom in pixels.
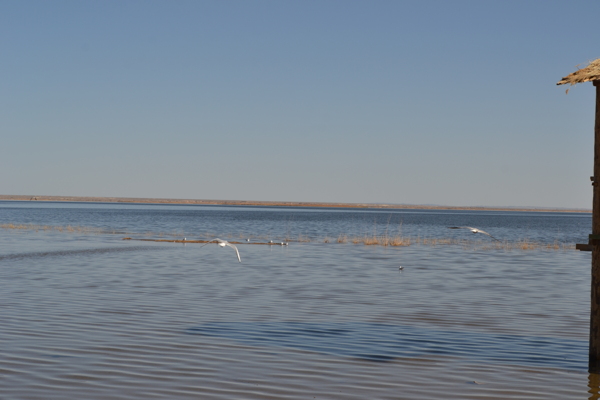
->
295, 234, 312, 243
0, 222, 576, 251
335, 234, 573, 251
461, 239, 575, 251
338, 234, 411, 246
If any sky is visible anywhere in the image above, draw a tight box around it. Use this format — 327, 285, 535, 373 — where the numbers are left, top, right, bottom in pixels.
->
1, 0, 598, 209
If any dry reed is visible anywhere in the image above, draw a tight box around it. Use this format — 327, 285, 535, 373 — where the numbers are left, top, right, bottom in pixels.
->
0, 222, 576, 251
557, 59, 600, 87
345, 234, 411, 247
295, 234, 311, 243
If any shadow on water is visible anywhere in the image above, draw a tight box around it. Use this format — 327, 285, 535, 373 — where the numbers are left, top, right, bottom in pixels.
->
579, 372, 600, 400
187, 322, 587, 371
0, 246, 163, 261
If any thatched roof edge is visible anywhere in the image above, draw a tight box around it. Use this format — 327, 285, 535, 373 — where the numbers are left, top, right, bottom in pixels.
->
557, 59, 600, 86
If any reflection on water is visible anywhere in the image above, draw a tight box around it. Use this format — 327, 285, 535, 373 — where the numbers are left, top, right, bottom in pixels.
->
590, 373, 600, 400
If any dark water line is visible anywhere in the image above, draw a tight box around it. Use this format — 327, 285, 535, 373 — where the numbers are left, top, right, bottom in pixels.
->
187, 322, 588, 371
0, 246, 163, 261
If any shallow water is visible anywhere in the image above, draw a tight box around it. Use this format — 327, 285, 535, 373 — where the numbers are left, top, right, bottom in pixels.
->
0, 202, 596, 399
0, 200, 590, 244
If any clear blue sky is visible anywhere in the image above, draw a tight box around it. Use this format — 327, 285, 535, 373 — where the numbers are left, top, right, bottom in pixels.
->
1, 0, 598, 208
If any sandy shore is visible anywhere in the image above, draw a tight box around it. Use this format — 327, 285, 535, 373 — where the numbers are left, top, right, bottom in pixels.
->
0, 194, 590, 213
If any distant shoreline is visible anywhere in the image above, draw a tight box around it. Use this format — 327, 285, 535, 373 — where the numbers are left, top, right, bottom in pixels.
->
0, 194, 590, 213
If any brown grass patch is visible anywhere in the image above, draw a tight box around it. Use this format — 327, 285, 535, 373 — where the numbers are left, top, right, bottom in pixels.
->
362, 236, 379, 245
346, 235, 411, 246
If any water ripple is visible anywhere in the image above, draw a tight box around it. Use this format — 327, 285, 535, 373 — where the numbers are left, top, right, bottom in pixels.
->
187, 322, 587, 371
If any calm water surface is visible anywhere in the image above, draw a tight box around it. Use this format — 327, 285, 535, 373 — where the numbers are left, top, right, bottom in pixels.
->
0, 201, 597, 399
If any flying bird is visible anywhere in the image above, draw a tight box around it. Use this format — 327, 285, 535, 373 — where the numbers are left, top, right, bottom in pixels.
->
448, 226, 500, 241
200, 238, 241, 262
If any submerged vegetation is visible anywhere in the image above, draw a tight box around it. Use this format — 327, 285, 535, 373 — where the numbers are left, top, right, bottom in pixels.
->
0, 222, 576, 251
0, 223, 122, 234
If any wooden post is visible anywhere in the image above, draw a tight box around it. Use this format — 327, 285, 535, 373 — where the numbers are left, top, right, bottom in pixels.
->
590, 80, 600, 373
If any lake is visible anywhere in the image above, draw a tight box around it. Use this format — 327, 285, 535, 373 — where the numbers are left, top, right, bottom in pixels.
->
0, 201, 596, 399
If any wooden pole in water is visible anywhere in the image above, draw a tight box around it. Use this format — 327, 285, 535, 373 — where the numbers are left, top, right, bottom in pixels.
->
556, 61, 600, 372
591, 80, 600, 373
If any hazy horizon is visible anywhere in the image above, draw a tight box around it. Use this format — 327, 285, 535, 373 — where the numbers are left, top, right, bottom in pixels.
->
2, 0, 598, 209
0, 194, 592, 211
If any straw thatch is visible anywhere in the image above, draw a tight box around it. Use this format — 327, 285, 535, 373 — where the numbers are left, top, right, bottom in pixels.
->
557, 59, 600, 86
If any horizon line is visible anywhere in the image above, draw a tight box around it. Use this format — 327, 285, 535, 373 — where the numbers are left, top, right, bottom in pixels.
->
0, 195, 590, 213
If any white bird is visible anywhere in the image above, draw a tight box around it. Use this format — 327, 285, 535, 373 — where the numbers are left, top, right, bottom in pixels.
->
200, 238, 241, 262
448, 226, 500, 241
